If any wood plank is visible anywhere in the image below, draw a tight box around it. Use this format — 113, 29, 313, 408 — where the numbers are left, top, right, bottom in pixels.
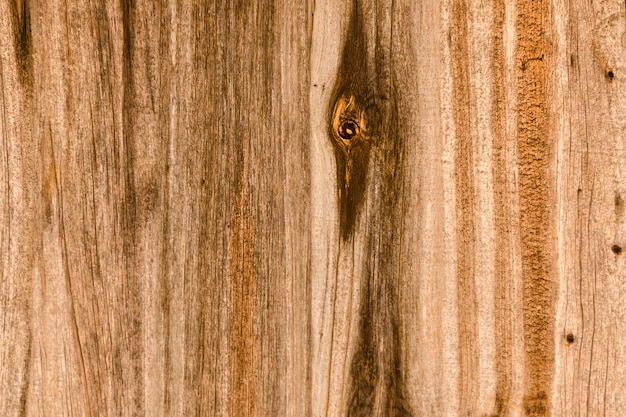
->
3, 1, 312, 416
2, 0, 626, 416
310, 1, 422, 415
553, 0, 626, 416
0, 1, 35, 416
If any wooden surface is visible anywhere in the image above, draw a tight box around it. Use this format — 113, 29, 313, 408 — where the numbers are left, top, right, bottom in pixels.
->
2, 0, 626, 416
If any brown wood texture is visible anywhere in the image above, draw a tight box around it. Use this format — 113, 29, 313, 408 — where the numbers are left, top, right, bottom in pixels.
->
2, 0, 626, 416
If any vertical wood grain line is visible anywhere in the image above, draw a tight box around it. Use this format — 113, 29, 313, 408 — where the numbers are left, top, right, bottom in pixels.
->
450, 0, 479, 413
120, 1, 144, 413
229, 158, 256, 417
490, 0, 514, 414
516, 0, 557, 415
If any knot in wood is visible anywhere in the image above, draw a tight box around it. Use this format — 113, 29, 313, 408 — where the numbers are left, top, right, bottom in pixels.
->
331, 95, 366, 149
338, 119, 359, 140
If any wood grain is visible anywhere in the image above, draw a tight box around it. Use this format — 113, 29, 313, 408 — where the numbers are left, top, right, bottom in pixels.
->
3, 0, 626, 416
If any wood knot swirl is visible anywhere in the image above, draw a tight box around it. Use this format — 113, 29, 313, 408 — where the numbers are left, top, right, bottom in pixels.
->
331, 95, 366, 150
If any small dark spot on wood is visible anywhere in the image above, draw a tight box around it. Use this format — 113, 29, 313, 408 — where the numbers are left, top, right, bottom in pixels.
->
313, 84, 318, 87
616, 193, 624, 217
606, 70, 615, 81
577, 188, 582, 194
566, 333, 575, 344
570, 54, 575, 67
612, 244, 623, 255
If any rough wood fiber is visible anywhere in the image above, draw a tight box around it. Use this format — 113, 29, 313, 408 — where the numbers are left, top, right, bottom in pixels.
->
3, 0, 626, 416
516, 0, 558, 415
3, 1, 311, 416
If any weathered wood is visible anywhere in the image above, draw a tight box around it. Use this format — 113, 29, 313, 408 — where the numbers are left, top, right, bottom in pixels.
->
3, 1, 311, 416
3, 0, 626, 416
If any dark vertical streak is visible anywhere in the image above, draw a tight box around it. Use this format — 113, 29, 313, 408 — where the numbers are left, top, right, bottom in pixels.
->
11, 0, 33, 88
348, 274, 377, 415
332, 2, 413, 416
334, 143, 370, 241
119, 1, 143, 415
17, 338, 31, 417
155, 5, 173, 414
121, 0, 137, 252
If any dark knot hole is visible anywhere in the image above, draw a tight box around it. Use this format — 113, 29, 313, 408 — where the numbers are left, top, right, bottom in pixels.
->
338, 120, 359, 140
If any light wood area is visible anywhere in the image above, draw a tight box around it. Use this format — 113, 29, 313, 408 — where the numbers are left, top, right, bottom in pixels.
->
2, 0, 626, 416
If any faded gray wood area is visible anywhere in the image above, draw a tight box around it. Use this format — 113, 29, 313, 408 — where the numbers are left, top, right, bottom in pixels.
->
2, 0, 626, 416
